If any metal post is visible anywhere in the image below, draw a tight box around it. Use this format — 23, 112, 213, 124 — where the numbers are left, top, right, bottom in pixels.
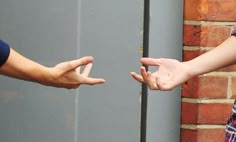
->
141, 0, 150, 142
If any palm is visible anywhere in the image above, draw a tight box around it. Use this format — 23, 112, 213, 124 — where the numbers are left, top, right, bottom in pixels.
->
131, 58, 190, 91
45, 56, 105, 89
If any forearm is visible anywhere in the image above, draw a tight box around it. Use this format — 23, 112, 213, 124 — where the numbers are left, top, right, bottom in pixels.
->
0, 48, 51, 84
184, 36, 236, 77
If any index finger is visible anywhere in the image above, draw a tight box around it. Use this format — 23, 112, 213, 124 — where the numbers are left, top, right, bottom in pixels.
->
140, 58, 161, 66
70, 56, 94, 68
59, 56, 94, 72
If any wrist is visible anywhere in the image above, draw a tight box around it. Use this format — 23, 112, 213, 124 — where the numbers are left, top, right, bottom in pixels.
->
182, 61, 198, 79
33, 66, 55, 86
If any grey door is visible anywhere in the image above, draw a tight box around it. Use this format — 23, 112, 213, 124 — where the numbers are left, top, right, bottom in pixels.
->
0, 0, 142, 142
0, 0, 182, 142
0, 0, 79, 142
146, 0, 183, 142
77, 0, 143, 141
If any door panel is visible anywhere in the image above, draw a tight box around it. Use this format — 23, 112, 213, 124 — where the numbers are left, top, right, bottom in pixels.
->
77, 0, 143, 142
0, 0, 182, 142
146, 0, 183, 141
0, 0, 79, 142
0, 0, 143, 142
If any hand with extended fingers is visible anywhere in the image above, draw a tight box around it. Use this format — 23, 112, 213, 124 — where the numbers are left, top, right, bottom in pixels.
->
130, 58, 191, 91
44, 56, 105, 89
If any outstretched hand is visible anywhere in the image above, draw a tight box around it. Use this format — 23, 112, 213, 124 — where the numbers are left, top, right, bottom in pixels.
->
131, 58, 191, 91
44, 56, 105, 89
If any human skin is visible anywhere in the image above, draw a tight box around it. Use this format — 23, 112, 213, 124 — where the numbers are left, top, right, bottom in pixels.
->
131, 36, 236, 90
0, 48, 105, 89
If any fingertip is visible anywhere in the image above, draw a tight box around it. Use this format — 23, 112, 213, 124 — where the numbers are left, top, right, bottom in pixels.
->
140, 66, 146, 71
97, 78, 106, 83
81, 56, 94, 62
140, 58, 145, 63
87, 56, 94, 62
74, 56, 94, 67
130, 72, 135, 75
87, 63, 93, 68
100, 78, 105, 82
147, 71, 152, 76
90, 56, 94, 61
130, 72, 137, 78
96, 80, 105, 85
141, 57, 148, 61
97, 79, 106, 84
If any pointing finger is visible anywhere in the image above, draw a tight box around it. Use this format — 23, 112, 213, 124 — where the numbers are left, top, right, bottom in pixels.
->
57, 56, 94, 72
141, 58, 162, 66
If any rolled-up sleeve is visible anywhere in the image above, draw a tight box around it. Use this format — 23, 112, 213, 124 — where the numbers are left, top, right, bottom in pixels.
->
231, 30, 236, 36
0, 40, 10, 67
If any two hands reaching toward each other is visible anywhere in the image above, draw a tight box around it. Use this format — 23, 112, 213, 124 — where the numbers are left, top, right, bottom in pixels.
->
1, 43, 192, 90
3, 47, 192, 90
42, 56, 191, 90
50, 57, 190, 90
2, 36, 236, 89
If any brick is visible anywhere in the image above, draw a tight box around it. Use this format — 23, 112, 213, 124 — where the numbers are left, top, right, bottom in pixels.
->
181, 129, 197, 142
231, 76, 236, 98
184, 0, 236, 21
184, 0, 200, 21
182, 76, 228, 99
198, 103, 232, 124
181, 102, 232, 124
197, 128, 225, 142
181, 102, 198, 123
183, 25, 231, 47
183, 50, 207, 61
181, 128, 225, 142
184, 25, 202, 46
200, 25, 231, 46
182, 0, 236, 141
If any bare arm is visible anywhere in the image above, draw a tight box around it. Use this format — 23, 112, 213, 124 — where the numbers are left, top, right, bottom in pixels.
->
0, 48, 105, 89
185, 36, 236, 76
131, 36, 236, 90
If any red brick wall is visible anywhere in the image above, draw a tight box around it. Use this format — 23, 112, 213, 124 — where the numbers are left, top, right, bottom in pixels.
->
182, 0, 236, 141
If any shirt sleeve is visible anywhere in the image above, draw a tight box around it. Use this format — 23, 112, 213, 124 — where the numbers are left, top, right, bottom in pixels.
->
231, 30, 236, 36
0, 40, 10, 67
